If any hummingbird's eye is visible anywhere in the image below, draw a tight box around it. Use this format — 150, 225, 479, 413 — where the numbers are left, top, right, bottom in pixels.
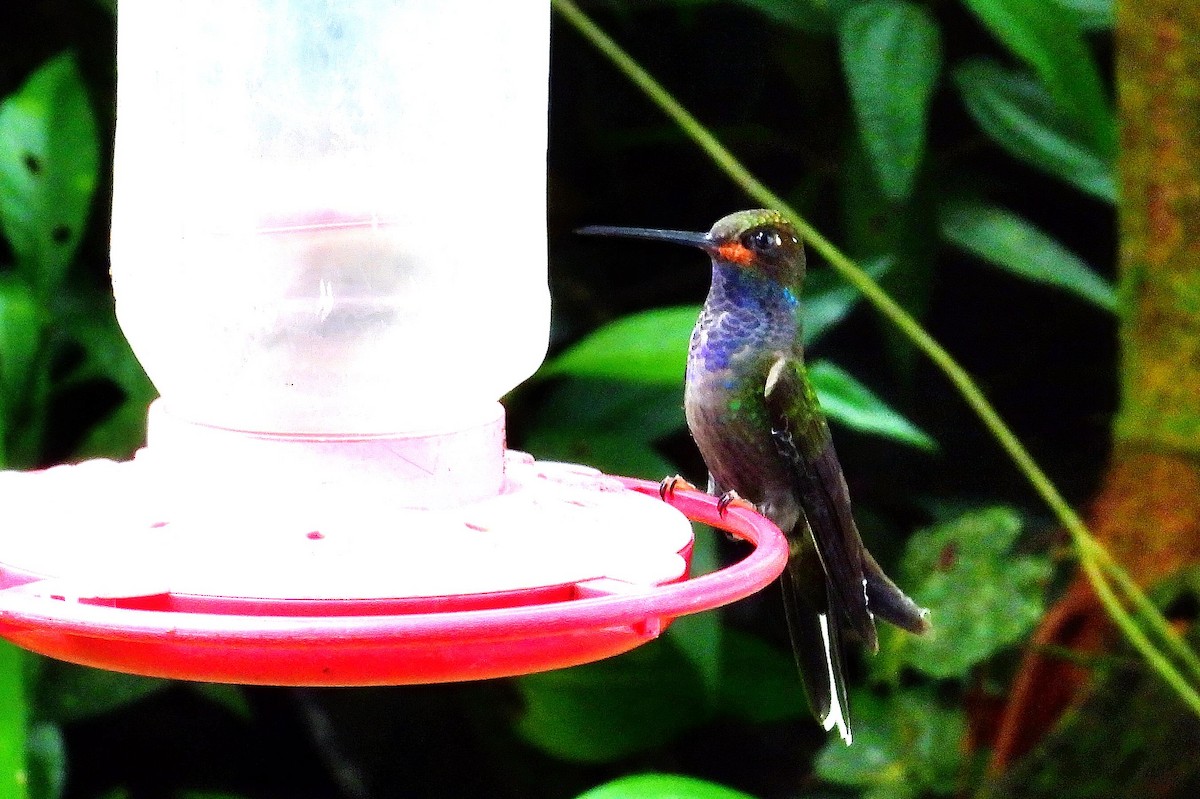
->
743, 228, 783, 253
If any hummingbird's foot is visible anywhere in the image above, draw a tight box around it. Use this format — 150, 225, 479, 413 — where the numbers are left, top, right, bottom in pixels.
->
659, 475, 699, 502
716, 490, 758, 517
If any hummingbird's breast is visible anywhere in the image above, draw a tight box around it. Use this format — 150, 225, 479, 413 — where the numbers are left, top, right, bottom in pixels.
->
683, 265, 803, 530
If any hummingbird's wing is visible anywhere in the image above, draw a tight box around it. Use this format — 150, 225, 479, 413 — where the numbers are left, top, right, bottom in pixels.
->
763, 355, 877, 650
765, 355, 932, 639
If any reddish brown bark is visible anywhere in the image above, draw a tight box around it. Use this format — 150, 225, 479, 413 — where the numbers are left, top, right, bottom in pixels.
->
988, 0, 1200, 773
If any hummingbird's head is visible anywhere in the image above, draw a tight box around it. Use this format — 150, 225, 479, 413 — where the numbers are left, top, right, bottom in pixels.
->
577, 208, 805, 288
706, 209, 805, 287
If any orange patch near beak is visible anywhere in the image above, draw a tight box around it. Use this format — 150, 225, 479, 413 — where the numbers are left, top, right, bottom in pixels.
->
716, 241, 754, 265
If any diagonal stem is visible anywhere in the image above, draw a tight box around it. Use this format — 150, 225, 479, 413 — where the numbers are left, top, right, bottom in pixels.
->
552, 0, 1200, 715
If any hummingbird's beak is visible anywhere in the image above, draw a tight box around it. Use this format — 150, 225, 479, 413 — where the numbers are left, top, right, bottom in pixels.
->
576, 225, 712, 252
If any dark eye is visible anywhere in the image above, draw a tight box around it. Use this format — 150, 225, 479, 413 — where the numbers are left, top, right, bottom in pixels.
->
743, 228, 782, 253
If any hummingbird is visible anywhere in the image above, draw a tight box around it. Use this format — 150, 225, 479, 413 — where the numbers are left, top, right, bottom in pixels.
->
579, 209, 930, 743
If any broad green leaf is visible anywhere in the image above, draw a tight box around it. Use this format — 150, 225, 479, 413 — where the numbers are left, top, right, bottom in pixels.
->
531, 379, 685, 441
34, 661, 169, 723
187, 683, 253, 721
959, 0, 1113, 152
542, 306, 697, 384
838, 0, 941, 200
0, 276, 42, 408
809, 360, 935, 450
816, 688, 965, 797
59, 300, 156, 460
802, 256, 891, 346
0, 52, 100, 294
954, 59, 1115, 202
939, 200, 1116, 311
1050, 0, 1112, 30
575, 774, 759, 799
516, 628, 804, 765
526, 428, 676, 481
522, 379, 683, 480
886, 507, 1051, 679
515, 639, 708, 763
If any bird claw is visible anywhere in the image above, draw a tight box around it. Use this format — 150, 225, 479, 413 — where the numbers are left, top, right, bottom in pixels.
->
717, 490, 757, 517
659, 475, 699, 502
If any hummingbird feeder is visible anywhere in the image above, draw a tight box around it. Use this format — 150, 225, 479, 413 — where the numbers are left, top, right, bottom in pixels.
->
0, 0, 787, 685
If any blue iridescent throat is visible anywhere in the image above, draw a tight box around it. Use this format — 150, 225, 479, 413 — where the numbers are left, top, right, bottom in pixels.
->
691, 263, 800, 373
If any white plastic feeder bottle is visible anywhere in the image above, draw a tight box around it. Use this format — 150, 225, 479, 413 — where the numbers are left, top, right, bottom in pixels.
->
111, 0, 550, 507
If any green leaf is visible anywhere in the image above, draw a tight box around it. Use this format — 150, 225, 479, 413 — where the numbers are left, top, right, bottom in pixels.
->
816, 688, 965, 796
531, 378, 685, 441
187, 683, 253, 721
809, 360, 935, 450
59, 299, 156, 460
0, 276, 42, 409
575, 773, 759, 799
34, 661, 169, 724
888, 507, 1051, 679
1050, 0, 1112, 30
838, 0, 941, 201
542, 306, 697, 384
958, 0, 1113, 152
939, 200, 1116, 311
522, 378, 684, 480
0, 52, 100, 294
527, 428, 676, 481
954, 59, 1114, 202
802, 256, 891, 346
514, 639, 708, 763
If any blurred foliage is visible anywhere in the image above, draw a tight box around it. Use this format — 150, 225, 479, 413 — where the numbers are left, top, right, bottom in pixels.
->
982, 571, 1200, 798
878, 507, 1052, 681
815, 688, 967, 799
0, 0, 1153, 797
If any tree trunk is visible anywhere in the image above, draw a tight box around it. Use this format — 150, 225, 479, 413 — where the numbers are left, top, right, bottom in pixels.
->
989, 0, 1200, 774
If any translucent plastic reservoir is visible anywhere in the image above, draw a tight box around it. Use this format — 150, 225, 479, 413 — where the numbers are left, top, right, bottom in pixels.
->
110, 0, 550, 434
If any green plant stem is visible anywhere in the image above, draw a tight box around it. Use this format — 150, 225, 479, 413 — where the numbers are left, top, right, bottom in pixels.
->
552, 0, 1200, 716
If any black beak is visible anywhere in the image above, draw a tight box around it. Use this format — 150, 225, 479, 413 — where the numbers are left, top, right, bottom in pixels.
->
576, 225, 711, 251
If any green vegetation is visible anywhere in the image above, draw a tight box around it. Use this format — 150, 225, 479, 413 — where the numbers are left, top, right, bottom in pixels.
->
3, 1, 1198, 798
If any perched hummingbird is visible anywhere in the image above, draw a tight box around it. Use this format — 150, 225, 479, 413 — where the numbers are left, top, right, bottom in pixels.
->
579, 209, 930, 743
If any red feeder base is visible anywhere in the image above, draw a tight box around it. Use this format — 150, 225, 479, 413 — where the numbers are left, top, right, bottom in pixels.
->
0, 470, 786, 685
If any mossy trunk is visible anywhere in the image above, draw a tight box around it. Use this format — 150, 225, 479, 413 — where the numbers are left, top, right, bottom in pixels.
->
1106, 0, 1200, 580
988, 0, 1200, 777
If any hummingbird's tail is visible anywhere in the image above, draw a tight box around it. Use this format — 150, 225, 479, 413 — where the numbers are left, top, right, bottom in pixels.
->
781, 552, 853, 745
864, 549, 931, 636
